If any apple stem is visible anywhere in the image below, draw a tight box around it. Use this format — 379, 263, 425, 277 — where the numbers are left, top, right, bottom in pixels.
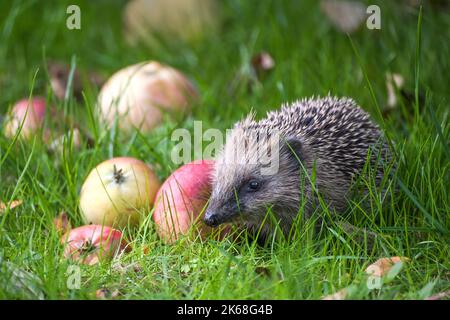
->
113, 165, 125, 184
80, 240, 96, 254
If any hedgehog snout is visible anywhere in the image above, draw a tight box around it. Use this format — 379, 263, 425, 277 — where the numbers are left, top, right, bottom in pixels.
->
203, 210, 221, 227
203, 199, 238, 227
203, 206, 233, 227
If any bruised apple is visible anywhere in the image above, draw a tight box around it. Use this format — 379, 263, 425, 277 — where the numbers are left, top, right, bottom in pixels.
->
153, 159, 223, 243
97, 61, 198, 133
3, 97, 50, 139
62, 225, 128, 265
79, 157, 160, 228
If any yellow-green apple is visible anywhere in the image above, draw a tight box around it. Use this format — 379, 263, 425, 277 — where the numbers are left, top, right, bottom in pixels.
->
123, 0, 221, 46
79, 157, 160, 228
61, 225, 128, 265
97, 61, 197, 133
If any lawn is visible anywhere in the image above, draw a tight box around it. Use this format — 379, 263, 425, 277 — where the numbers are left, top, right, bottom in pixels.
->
0, 0, 449, 300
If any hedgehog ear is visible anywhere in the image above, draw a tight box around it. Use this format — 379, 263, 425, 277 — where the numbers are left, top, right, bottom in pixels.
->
283, 137, 304, 164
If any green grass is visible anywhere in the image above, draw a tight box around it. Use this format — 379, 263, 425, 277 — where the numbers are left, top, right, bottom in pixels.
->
0, 0, 449, 300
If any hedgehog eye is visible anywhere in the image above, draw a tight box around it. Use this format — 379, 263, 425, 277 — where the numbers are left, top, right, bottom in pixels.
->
247, 180, 261, 192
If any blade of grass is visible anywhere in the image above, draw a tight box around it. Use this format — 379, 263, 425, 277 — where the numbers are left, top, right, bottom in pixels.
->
414, 5, 423, 119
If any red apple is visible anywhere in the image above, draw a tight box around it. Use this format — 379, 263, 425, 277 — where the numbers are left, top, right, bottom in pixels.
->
97, 61, 198, 133
3, 97, 50, 139
61, 225, 128, 265
153, 159, 223, 243
79, 157, 160, 228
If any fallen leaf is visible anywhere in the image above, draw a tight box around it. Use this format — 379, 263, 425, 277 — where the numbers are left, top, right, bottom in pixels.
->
112, 261, 142, 274
322, 288, 348, 300
365, 256, 410, 277
0, 200, 23, 214
320, 0, 366, 34
53, 211, 72, 234
383, 72, 425, 119
96, 288, 120, 299
425, 290, 450, 300
251, 52, 275, 78
48, 60, 104, 100
255, 266, 271, 277
228, 51, 275, 95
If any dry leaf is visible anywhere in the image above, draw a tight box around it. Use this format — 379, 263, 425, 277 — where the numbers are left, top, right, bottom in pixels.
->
0, 200, 23, 214
228, 51, 275, 95
142, 245, 150, 255
386, 73, 405, 108
365, 256, 409, 277
255, 266, 271, 277
48, 61, 104, 100
425, 290, 450, 300
53, 211, 72, 234
383, 72, 425, 118
322, 288, 348, 300
320, 0, 366, 34
96, 288, 120, 299
112, 261, 142, 274
251, 52, 275, 77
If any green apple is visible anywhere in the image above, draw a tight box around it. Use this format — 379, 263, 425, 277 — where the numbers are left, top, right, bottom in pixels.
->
79, 157, 160, 228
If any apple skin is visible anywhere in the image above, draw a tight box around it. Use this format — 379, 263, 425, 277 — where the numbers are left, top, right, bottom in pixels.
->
153, 159, 224, 243
62, 225, 128, 265
79, 157, 160, 228
97, 61, 198, 133
3, 97, 49, 139
123, 0, 221, 46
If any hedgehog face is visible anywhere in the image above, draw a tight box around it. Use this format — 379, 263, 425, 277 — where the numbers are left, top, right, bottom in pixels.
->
204, 162, 271, 227
204, 127, 304, 228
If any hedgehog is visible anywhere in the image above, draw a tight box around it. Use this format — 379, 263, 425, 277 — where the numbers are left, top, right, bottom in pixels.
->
203, 96, 391, 240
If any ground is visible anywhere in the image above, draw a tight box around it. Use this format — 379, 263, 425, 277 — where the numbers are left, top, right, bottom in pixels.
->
0, 0, 448, 299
